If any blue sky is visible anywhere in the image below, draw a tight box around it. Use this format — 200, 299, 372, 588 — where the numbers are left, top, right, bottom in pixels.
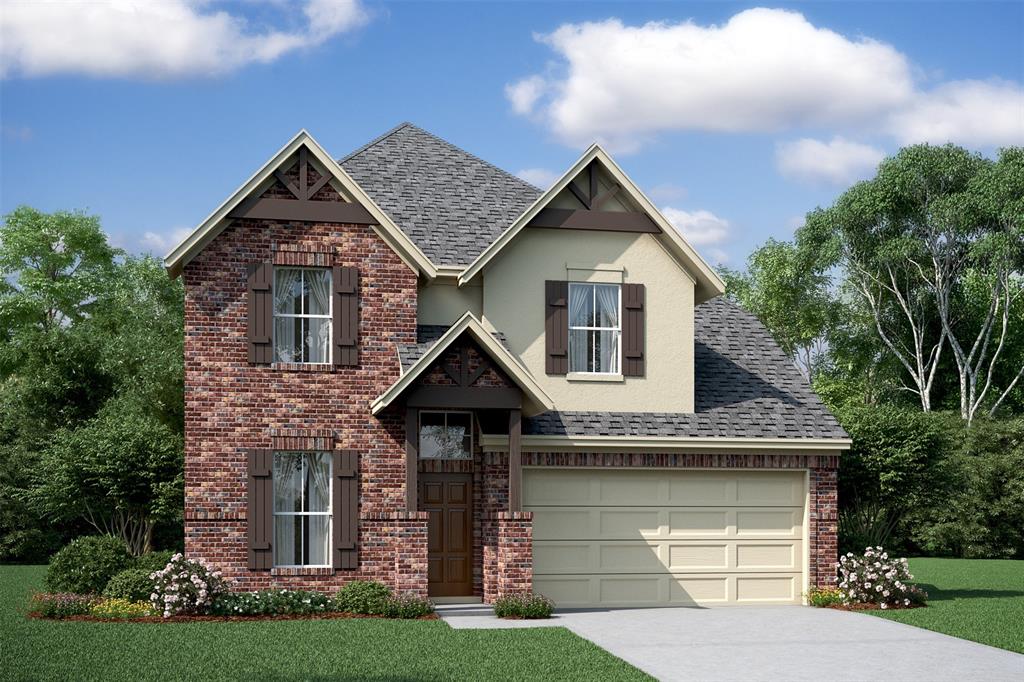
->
1, 1, 1022, 267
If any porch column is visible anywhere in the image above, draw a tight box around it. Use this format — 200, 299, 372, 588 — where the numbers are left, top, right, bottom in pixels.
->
405, 407, 418, 511
508, 408, 522, 512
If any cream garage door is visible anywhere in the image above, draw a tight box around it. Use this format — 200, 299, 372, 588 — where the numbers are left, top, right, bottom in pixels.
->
525, 468, 807, 607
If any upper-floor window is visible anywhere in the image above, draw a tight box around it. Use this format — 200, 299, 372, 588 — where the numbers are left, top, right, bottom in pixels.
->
419, 411, 473, 459
273, 451, 332, 567
569, 282, 621, 374
273, 267, 332, 364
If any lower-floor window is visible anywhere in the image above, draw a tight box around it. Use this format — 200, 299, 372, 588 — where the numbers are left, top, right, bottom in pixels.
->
419, 411, 473, 459
273, 451, 331, 567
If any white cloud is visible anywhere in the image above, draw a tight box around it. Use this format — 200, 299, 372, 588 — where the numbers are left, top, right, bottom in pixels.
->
775, 136, 885, 185
507, 8, 1024, 151
515, 167, 560, 188
660, 207, 729, 246
0, 0, 369, 79
887, 79, 1024, 147
140, 227, 192, 255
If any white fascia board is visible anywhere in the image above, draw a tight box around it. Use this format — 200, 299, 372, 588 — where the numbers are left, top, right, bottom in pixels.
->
479, 434, 853, 453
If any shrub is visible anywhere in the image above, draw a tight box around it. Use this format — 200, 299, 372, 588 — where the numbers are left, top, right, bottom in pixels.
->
211, 589, 334, 617
334, 580, 392, 615
90, 598, 155, 620
45, 535, 134, 594
28, 592, 98, 619
384, 592, 435, 619
134, 550, 175, 574
837, 547, 927, 609
103, 568, 154, 602
806, 586, 845, 608
149, 553, 230, 617
493, 593, 554, 619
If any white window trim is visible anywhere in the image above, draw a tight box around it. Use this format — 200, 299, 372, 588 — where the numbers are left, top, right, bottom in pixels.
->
568, 282, 622, 375
272, 451, 333, 569
418, 410, 474, 460
272, 266, 333, 365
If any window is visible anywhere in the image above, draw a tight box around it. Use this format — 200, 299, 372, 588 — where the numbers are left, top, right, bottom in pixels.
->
273, 452, 332, 567
569, 283, 621, 374
419, 411, 473, 459
273, 267, 332, 363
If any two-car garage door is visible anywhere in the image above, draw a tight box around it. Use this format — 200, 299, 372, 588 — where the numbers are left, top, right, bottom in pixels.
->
524, 468, 807, 607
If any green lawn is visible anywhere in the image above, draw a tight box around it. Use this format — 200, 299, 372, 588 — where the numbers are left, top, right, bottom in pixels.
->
869, 558, 1024, 653
0, 566, 650, 682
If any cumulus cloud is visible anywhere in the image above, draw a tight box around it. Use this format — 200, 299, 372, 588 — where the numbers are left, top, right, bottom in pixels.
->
661, 207, 730, 247
140, 227, 192, 255
507, 8, 1024, 151
0, 0, 369, 79
775, 137, 885, 185
515, 167, 560, 188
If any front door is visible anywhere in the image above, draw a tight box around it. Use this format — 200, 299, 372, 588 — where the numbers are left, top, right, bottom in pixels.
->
419, 473, 473, 597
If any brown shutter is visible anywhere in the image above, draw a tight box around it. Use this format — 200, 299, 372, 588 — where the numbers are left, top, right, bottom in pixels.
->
333, 266, 359, 367
545, 280, 569, 375
247, 262, 273, 364
247, 449, 273, 570
622, 283, 645, 377
333, 449, 359, 570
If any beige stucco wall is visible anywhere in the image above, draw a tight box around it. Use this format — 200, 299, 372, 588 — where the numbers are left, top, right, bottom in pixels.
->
479, 228, 695, 412
418, 279, 482, 326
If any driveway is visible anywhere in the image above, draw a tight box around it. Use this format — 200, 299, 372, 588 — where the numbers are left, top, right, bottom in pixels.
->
437, 605, 1024, 681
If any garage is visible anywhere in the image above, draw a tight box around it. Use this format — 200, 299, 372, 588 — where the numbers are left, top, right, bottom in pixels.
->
524, 468, 807, 607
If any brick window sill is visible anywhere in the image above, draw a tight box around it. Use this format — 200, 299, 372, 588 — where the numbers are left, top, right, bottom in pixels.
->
271, 362, 334, 373
270, 567, 334, 576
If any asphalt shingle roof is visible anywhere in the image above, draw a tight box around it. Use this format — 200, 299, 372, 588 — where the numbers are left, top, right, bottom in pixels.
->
340, 123, 542, 267
524, 297, 847, 439
397, 325, 511, 374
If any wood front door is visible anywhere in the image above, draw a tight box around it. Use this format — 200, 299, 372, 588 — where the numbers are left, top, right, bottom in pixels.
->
419, 473, 473, 597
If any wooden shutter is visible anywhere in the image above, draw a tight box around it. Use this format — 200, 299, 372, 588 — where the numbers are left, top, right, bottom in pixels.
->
333, 266, 359, 367
333, 449, 359, 570
622, 283, 646, 377
545, 280, 569, 375
247, 262, 273, 364
247, 449, 273, 570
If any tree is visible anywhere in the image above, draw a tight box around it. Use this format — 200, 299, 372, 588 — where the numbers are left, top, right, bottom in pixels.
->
722, 239, 837, 381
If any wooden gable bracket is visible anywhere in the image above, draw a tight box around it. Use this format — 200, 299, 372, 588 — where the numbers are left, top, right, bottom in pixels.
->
527, 160, 661, 234
228, 146, 377, 225
442, 344, 496, 388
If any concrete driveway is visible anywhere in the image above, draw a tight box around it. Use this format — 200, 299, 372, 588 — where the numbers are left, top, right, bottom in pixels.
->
438, 604, 1024, 681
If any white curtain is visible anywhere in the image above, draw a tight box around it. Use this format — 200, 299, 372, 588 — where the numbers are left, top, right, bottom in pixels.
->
595, 285, 620, 373
274, 269, 302, 362
595, 285, 619, 328
306, 272, 332, 363
306, 453, 332, 565
273, 454, 302, 565
569, 286, 591, 372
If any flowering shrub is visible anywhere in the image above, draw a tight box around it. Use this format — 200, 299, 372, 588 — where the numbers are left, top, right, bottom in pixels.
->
838, 547, 928, 609
211, 589, 334, 617
806, 586, 845, 608
333, 580, 392, 615
90, 598, 155, 620
28, 592, 98, 619
149, 553, 230, 617
383, 592, 435, 619
493, 593, 554, 619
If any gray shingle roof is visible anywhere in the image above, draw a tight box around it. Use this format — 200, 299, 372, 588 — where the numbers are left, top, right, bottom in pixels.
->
340, 123, 542, 267
397, 325, 511, 373
523, 297, 847, 440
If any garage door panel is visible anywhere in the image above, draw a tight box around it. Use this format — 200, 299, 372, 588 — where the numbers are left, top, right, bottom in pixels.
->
525, 469, 806, 607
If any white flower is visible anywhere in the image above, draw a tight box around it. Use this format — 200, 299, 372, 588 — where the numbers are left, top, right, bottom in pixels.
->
883, 590, 890, 597
864, 583, 872, 589
904, 599, 910, 606
881, 603, 888, 610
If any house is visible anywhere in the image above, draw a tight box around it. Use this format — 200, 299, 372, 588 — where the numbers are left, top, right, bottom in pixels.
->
164, 123, 849, 607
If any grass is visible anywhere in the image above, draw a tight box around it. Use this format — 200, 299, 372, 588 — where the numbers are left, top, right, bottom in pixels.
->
0, 566, 650, 682
868, 558, 1024, 653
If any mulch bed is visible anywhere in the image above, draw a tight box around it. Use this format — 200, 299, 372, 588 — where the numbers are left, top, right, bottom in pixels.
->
826, 603, 926, 612
30, 612, 439, 623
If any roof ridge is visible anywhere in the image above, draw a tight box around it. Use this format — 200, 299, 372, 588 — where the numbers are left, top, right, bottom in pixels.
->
338, 122, 413, 164
341, 122, 541, 193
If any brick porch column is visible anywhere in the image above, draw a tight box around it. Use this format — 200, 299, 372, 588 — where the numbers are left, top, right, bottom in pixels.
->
495, 511, 533, 599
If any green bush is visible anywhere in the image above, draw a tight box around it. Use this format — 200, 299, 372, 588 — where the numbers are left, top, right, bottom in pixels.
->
45, 535, 134, 594
90, 598, 155, 620
493, 593, 554, 619
334, 580, 392, 615
28, 592, 98, 619
211, 590, 334, 617
806, 586, 845, 608
134, 550, 175, 574
384, 592, 434, 619
102, 568, 154, 602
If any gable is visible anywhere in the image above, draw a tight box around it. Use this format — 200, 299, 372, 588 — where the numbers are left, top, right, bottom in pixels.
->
164, 130, 436, 279
459, 145, 725, 303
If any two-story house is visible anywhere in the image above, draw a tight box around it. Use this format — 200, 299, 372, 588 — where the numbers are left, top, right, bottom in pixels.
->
165, 123, 849, 608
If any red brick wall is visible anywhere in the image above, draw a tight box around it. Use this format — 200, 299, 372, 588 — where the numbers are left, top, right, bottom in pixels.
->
496, 512, 533, 598
182, 211, 424, 592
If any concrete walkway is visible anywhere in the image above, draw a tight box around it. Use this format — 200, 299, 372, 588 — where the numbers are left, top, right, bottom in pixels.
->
437, 604, 1024, 682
